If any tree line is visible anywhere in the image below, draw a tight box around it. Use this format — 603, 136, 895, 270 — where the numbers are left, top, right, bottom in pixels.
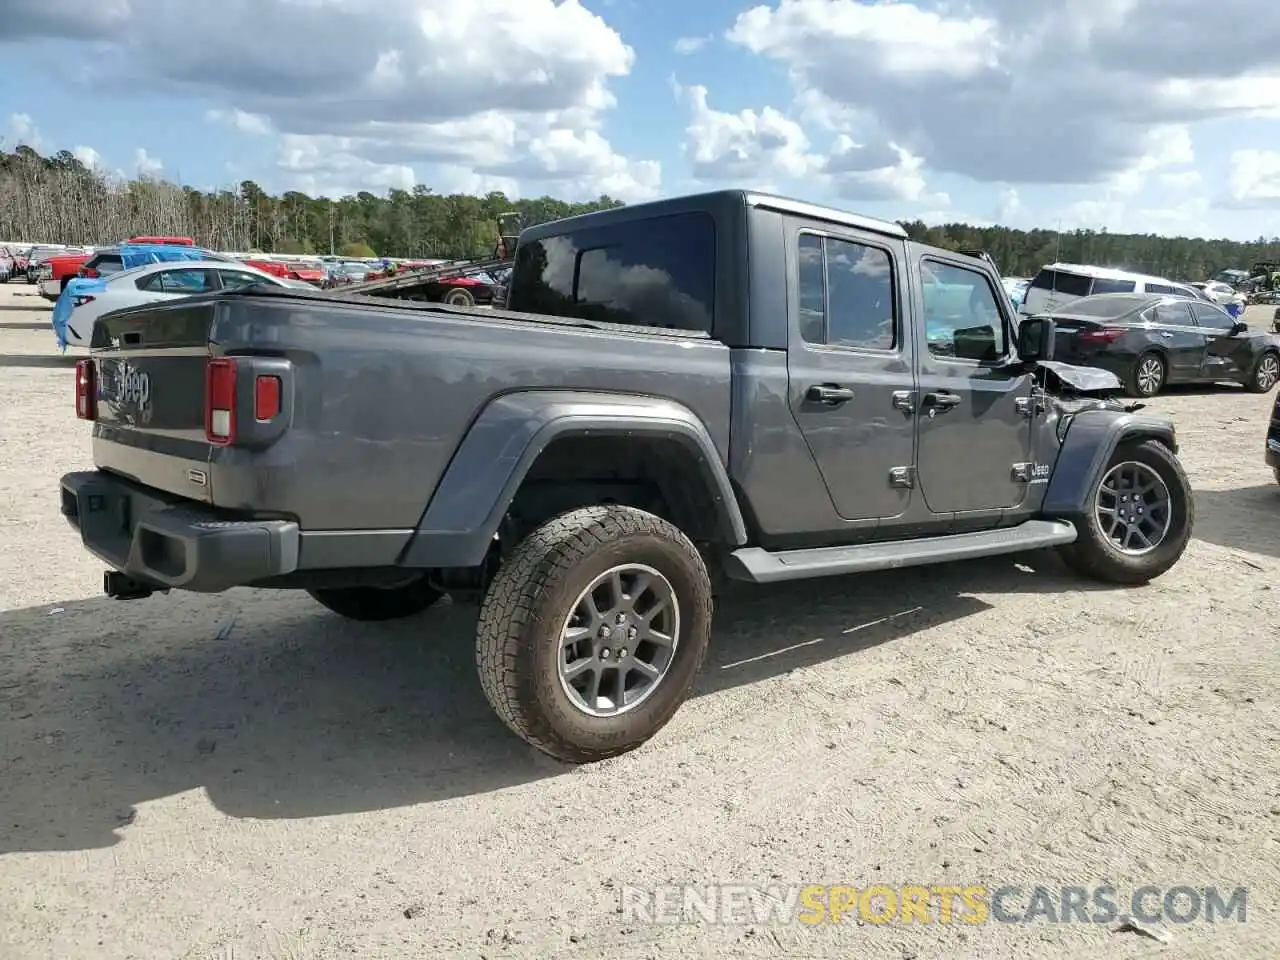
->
2, 143, 1277, 279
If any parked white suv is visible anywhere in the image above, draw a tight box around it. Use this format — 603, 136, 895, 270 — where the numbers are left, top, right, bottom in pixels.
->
1020, 263, 1204, 316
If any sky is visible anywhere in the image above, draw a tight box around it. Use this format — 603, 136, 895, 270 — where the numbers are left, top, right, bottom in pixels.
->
2, 0, 1280, 241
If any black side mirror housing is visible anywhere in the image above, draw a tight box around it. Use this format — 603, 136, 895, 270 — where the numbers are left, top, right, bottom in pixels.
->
1230, 320, 1248, 334
1017, 316, 1056, 363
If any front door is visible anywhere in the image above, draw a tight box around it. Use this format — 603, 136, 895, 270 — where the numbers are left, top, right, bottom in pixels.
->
786, 228, 916, 521
913, 255, 1033, 515
1189, 300, 1247, 381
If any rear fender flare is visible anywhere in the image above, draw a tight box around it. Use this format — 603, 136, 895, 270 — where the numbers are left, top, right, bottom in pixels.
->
400, 391, 747, 569
1041, 411, 1178, 517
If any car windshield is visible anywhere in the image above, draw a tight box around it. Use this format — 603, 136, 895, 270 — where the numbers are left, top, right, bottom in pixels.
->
1052, 295, 1149, 319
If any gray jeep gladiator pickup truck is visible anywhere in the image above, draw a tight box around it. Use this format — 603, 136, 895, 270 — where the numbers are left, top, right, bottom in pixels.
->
60, 190, 1195, 763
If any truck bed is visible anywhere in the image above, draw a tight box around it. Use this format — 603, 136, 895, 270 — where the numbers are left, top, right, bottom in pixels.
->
84, 286, 733, 544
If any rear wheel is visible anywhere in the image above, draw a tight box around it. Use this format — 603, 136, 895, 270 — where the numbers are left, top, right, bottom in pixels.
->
476, 505, 713, 764
1126, 352, 1166, 398
307, 576, 443, 621
1058, 439, 1193, 585
1246, 351, 1279, 393
443, 287, 475, 307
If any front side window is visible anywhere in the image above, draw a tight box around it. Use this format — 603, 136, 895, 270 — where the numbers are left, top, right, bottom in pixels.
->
136, 269, 215, 293
1190, 301, 1234, 330
795, 233, 897, 350
219, 270, 268, 290
921, 261, 1008, 361
1144, 283, 1176, 295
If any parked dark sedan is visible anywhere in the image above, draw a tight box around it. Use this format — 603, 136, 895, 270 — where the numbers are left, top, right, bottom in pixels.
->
1033, 292, 1280, 398
1267, 388, 1280, 485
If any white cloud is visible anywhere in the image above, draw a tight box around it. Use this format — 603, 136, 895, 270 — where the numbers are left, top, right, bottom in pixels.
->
723, 0, 1280, 187
134, 148, 162, 174
205, 108, 272, 135
678, 82, 820, 184
0, 0, 656, 200
674, 36, 710, 54
72, 145, 102, 169
6, 112, 42, 149
1226, 149, 1280, 208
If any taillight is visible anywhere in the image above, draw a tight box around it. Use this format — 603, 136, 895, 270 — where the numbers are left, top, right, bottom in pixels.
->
1077, 327, 1127, 345
75, 359, 96, 420
73, 295, 95, 307
254, 375, 281, 421
205, 358, 237, 444
81, 267, 98, 278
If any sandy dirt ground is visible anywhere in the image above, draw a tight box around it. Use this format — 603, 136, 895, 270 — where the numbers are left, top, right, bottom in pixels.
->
0, 282, 1277, 959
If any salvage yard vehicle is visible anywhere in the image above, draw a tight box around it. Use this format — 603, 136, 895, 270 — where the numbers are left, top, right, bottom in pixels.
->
52, 259, 314, 348
1268, 389, 1280, 485
1021, 263, 1200, 317
59, 190, 1195, 764
1028, 292, 1280, 397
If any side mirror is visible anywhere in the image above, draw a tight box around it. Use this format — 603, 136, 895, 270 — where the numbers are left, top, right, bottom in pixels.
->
1017, 316, 1056, 363
1230, 320, 1248, 334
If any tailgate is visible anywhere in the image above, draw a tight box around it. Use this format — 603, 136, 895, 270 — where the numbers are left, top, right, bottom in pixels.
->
89, 301, 216, 502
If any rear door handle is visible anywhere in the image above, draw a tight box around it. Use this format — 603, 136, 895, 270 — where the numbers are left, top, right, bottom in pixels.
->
807, 384, 855, 404
922, 391, 962, 416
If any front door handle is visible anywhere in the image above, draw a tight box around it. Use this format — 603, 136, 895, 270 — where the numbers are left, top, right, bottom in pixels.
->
807, 384, 855, 404
922, 391, 962, 417
1160, 331, 1173, 338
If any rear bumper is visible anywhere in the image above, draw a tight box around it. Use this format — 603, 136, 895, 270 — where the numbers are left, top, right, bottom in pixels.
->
60, 470, 299, 592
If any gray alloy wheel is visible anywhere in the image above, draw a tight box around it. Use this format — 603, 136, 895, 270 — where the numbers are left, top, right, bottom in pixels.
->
557, 563, 680, 718
1094, 460, 1173, 556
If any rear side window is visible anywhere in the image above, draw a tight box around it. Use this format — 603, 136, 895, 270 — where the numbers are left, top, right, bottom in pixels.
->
796, 232, 897, 350
1029, 269, 1092, 297
507, 212, 715, 332
1091, 277, 1136, 294
88, 254, 124, 275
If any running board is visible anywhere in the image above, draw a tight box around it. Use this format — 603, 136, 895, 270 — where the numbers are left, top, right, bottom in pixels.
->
723, 520, 1078, 584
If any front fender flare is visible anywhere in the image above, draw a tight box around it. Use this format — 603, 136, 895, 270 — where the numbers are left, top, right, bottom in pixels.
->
399, 391, 748, 568
1040, 410, 1178, 518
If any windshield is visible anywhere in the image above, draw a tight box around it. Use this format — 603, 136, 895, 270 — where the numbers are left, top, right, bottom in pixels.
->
1052, 295, 1148, 319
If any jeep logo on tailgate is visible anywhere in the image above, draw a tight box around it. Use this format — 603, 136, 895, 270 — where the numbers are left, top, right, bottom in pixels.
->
119, 366, 150, 406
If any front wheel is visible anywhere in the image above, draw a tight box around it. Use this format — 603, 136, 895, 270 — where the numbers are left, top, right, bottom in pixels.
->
1126, 352, 1166, 398
1057, 439, 1194, 585
1246, 351, 1280, 393
476, 505, 713, 764
307, 576, 443, 621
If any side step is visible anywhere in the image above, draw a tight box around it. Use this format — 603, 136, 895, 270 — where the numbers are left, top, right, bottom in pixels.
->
723, 520, 1078, 584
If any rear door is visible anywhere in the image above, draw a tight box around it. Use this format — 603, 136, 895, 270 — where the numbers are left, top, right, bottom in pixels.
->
914, 254, 1032, 515
1192, 300, 1249, 379
785, 225, 916, 521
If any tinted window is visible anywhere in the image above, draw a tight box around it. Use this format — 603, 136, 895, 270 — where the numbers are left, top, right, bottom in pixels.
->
88, 254, 125, 275
1091, 277, 1136, 294
1052, 294, 1147, 318
219, 270, 270, 290
796, 233, 896, 349
136, 269, 216, 293
1029, 269, 1092, 297
921, 261, 1007, 361
1191, 301, 1233, 330
1153, 300, 1191, 325
507, 212, 714, 332
1144, 283, 1176, 295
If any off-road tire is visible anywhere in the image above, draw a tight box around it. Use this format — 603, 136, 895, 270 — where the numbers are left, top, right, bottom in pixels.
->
1126, 351, 1166, 398
444, 287, 475, 307
476, 504, 713, 764
307, 576, 443, 621
1245, 351, 1280, 393
1058, 439, 1194, 585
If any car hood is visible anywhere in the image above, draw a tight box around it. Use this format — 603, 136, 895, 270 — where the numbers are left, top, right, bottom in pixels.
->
1036, 360, 1123, 394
